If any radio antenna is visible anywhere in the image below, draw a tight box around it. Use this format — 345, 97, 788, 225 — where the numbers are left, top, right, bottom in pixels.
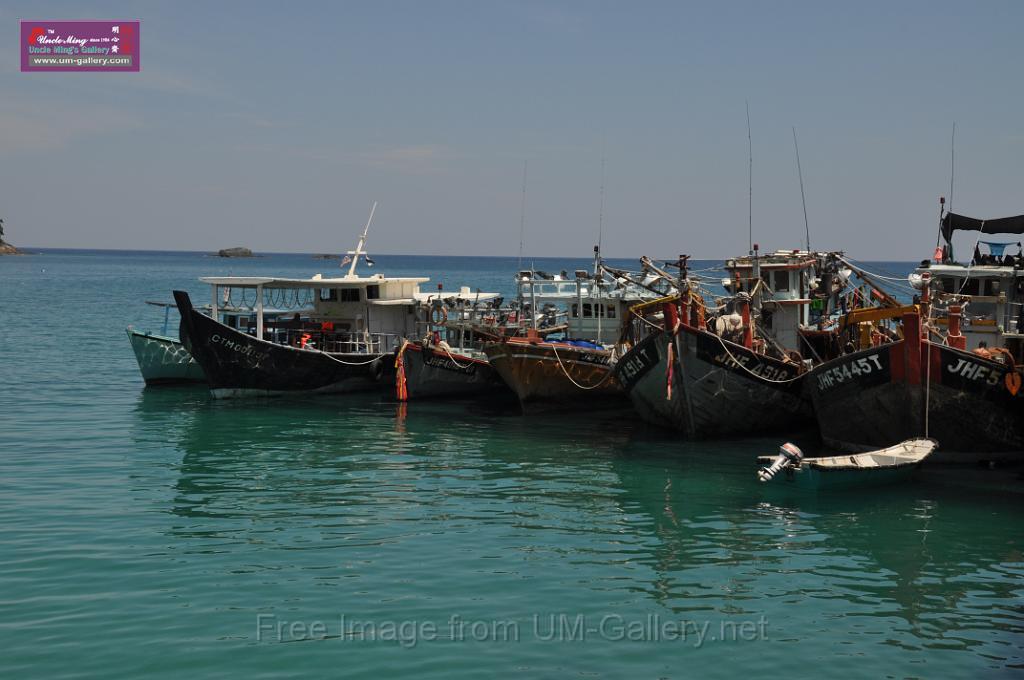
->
597, 154, 606, 257
518, 160, 528, 272
746, 100, 753, 253
792, 126, 811, 253
949, 121, 956, 215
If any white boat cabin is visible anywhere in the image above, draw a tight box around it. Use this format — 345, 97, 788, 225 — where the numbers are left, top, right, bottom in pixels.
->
722, 249, 821, 351
200, 272, 497, 354
516, 268, 663, 345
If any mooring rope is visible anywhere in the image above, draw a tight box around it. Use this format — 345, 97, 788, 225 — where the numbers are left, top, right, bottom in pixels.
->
550, 344, 615, 390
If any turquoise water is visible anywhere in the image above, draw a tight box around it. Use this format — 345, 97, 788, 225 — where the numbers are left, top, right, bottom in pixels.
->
1, 250, 1022, 678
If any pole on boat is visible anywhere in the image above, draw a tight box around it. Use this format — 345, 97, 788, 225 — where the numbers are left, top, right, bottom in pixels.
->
792, 127, 811, 253
347, 201, 378, 278
211, 284, 219, 321
256, 284, 264, 339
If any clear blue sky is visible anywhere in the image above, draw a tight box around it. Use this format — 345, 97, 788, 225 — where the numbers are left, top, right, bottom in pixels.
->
2, 1, 1022, 259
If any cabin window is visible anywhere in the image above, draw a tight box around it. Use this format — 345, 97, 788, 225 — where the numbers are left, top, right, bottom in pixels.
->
773, 270, 790, 292
366, 285, 380, 300
224, 315, 235, 328
583, 303, 593, 318
984, 279, 1001, 296
594, 304, 605, 318
320, 288, 337, 302
571, 304, 579, 318
340, 289, 360, 302
607, 305, 616, 319
939, 277, 957, 293
961, 278, 980, 296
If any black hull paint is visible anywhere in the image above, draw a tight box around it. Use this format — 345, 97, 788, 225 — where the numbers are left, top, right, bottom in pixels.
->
398, 342, 511, 400
173, 291, 389, 398
615, 327, 811, 438
806, 340, 1024, 460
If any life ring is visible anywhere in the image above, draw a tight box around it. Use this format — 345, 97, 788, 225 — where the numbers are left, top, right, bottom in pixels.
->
431, 306, 448, 325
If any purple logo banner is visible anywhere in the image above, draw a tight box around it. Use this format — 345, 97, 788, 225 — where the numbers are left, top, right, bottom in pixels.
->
21, 20, 140, 72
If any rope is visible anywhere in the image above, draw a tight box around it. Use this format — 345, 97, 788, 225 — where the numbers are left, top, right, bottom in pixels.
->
709, 331, 805, 384
550, 344, 615, 390
438, 343, 476, 369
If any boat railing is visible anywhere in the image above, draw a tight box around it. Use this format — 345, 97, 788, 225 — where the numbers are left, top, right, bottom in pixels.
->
261, 328, 400, 354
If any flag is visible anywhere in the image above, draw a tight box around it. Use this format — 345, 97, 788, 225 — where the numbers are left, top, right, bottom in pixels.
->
340, 255, 352, 267
365, 255, 375, 267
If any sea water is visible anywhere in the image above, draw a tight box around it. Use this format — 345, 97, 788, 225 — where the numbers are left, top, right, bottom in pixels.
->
0, 250, 1021, 678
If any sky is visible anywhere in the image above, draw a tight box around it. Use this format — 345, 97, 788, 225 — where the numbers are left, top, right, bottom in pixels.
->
1, 1, 1022, 260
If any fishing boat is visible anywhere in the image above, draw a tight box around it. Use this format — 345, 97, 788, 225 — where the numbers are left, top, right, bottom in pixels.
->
126, 327, 205, 385
174, 205, 499, 398
807, 203, 1024, 461
393, 295, 514, 401
126, 301, 313, 385
481, 251, 672, 411
756, 439, 937, 490
616, 248, 861, 437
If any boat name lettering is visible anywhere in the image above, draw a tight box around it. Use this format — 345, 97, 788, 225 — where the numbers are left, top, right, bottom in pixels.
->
946, 358, 1000, 386
618, 347, 654, 383
815, 354, 883, 391
423, 353, 476, 375
711, 351, 794, 382
210, 333, 269, 361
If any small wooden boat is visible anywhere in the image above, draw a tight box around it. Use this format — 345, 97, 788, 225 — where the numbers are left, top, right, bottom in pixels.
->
756, 438, 937, 490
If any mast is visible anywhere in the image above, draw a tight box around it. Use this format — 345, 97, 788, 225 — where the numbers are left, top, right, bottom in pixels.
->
346, 201, 378, 277
792, 127, 811, 253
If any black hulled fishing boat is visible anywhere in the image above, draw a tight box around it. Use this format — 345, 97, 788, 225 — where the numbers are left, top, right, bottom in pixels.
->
616, 249, 859, 437
807, 205, 1024, 461
175, 204, 501, 399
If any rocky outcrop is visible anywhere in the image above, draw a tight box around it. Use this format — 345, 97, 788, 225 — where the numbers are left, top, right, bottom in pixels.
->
217, 247, 254, 258
0, 240, 20, 255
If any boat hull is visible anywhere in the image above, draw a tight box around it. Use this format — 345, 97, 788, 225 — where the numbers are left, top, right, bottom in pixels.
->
806, 340, 1024, 461
615, 327, 811, 437
396, 342, 510, 399
766, 462, 922, 491
482, 339, 626, 411
173, 291, 389, 399
126, 328, 206, 385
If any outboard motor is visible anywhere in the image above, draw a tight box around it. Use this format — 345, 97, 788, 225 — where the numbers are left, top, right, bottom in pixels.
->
757, 442, 804, 482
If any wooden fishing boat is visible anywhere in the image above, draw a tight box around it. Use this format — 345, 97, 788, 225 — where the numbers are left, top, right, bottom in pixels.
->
482, 335, 625, 410
756, 438, 937, 490
394, 339, 510, 400
481, 255, 671, 411
808, 205, 1024, 462
616, 248, 861, 437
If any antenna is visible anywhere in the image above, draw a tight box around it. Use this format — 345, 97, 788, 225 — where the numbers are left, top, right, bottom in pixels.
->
949, 121, 956, 215
518, 161, 528, 273
598, 154, 606, 257
347, 201, 377, 277
746, 100, 753, 253
792, 127, 811, 253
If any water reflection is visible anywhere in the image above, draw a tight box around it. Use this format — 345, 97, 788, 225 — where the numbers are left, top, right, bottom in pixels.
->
129, 388, 1024, 670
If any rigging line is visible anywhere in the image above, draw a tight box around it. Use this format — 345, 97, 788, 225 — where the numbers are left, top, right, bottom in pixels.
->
792, 126, 811, 253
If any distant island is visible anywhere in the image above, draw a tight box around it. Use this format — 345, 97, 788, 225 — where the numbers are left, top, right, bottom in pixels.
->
217, 247, 254, 258
313, 254, 341, 260
0, 218, 22, 255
